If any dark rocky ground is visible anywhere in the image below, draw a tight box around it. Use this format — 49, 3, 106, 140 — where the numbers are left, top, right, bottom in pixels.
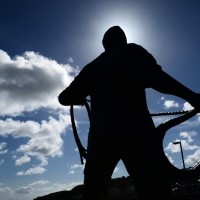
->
33, 176, 200, 200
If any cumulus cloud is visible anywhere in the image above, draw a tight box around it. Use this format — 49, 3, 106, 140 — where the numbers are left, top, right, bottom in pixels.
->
0, 86, 74, 174
70, 163, 84, 170
165, 130, 199, 152
180, 131, 196, 143
0, 50, 87, 200
0, 50, 87, 178
15, 154, 31, 166
165, 152, 175, 165
68, 163, 85, 175
183, 102, 194, 111
0, 142, 8, 155
163, 100, 179, 109
34, 182, 83, 193
15, 115, 69, 158
0, 113, 71, 175
17, 166, 46, 176
0, 181, 82, 200
68, 170, 75, 174
165, 130, 200, 167
185, 149, 200, 166
166, 139, 199, 153
0, 49, 75, 116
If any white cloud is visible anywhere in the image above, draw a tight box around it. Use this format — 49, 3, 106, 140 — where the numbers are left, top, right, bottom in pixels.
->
29, 180, 50, 186
0, 50, 79, 176
31, 182, 82, 198
15, 154, 31, 166
163, 100, 179, 109
68, 57, 73, 63
0, 181, 83, 200
0, 49, 87, 199
16, 115, 68, 157
70, 163, 84, 170
0, 114, 71, 164
0, 142, 7, 155
11, 115, 70, 175
0, 49, 75, 116
165, 140, 199, 153
165, 130, 199, 152
64, 182, 83, 191
165, 152, 174, 164
68, 163, 85, 175
185, 149, 200, 166
179, 131, 196, 143
164, 129, 200, 168
16, 166, 46, 176
113, 166, 120, 173
68, 170, 75, 175
183, 102, 194, 111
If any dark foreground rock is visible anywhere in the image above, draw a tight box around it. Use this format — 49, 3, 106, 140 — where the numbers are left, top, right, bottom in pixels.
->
33, 176, 200, 200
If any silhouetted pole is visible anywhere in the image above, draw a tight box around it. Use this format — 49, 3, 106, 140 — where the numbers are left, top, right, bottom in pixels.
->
173, 141, 185, 169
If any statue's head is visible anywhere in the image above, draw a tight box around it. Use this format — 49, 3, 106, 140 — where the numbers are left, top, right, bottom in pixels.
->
102, 26, 127, 51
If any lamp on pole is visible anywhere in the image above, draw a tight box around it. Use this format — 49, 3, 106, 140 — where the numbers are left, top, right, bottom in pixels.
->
173, 141, 185, 169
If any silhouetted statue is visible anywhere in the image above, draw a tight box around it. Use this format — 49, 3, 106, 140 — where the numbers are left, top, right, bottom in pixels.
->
58, 26, 200, 200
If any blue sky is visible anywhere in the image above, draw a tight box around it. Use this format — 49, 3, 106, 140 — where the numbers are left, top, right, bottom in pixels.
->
0, 0, 200, 200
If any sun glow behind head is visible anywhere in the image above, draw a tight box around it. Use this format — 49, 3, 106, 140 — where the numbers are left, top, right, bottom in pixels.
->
88, 7, 148, 59
97, 10, 145, 44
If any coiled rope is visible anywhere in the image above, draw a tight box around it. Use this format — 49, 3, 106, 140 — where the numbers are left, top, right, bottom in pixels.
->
70, 100, 91, 164
70, 100, 200, 181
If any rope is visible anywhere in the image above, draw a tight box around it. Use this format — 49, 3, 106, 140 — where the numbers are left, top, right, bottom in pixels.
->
70, 100, 91, 164
70, 102, 200, 181
70, 105, 87, 164
70, 99, 194, 164
151, 110, 190, 116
